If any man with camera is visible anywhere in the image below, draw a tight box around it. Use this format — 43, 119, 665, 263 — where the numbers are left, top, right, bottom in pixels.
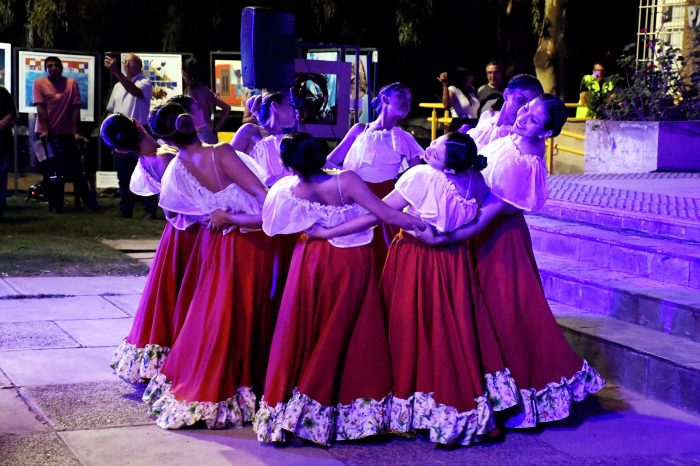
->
33, 56, 92, 213
104, 53, 156, 218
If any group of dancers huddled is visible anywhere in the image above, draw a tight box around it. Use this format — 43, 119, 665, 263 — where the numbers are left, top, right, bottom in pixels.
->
101, 73, 605, 448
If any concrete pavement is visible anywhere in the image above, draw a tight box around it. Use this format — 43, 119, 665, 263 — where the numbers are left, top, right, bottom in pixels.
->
1, 275, 700, 465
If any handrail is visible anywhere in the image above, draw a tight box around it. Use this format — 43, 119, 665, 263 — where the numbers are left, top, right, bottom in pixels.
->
419, 102, 452, 140
419, 101, 592, 174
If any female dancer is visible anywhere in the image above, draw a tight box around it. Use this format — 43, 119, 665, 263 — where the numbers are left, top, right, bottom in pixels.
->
230, 91, 296, 175
420, 95, 605, 428
254, 132, 425, 446
309, 132, 517, 445
142, 102, 275, 430
325, 82, 424, 270
104, 113, 199, 384
465, 74, 543, 150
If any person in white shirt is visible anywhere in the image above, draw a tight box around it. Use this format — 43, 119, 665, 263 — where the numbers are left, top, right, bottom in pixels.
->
104, 53, 155, 218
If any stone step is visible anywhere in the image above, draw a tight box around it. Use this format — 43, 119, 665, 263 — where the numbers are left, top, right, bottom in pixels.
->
552, 301, 700, 416
538, 199, 700, 243
543, 173, 700, 242
536, 252, 700, 342
526, 214, 700, 290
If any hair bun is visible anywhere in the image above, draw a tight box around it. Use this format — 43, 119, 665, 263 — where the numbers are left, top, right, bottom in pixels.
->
473, 154, 488, 171
175, 113, 195, 134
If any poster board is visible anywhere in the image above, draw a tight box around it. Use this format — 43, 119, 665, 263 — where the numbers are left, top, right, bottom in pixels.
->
124, 53, 182, 109
18, 50, 96, 121
0, 42, 11, 92
293, 59, 351, 139
213, 59, 246, 111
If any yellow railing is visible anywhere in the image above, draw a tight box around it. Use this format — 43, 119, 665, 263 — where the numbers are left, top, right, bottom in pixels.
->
419, 101, 594, 174
419, 102, 452, 140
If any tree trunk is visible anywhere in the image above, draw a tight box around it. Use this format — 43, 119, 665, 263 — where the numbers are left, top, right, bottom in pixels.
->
534, 0, 568, 97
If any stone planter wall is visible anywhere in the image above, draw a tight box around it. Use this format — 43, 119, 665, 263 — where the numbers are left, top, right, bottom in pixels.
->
584, 120, 700, 173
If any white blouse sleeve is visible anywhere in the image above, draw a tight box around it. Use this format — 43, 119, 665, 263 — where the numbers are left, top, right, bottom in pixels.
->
262, 176, 319, 236
481, 137, 549, 212
129, 159, 161, 196
395, 165, 479, 233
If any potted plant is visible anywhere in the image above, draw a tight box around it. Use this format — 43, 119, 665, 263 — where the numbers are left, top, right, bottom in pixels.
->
584, 32, 700, 173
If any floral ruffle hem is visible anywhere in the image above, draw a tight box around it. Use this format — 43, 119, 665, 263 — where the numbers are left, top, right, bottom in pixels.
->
109, 339, 169, 383
389, 392, 496, 446
142, 372, 256, 430
501, 360, 606, 428
253, 388, 392, 446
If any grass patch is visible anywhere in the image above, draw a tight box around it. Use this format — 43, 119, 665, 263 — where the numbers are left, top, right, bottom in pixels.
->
1, 195, 165, 277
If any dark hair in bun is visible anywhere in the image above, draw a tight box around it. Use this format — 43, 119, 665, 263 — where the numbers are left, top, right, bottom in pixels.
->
280, 132, 326, 178
152, 102, 198, 147
536, 94, 568, 138
443, 132, 487, 172
100, 113, 141, 153
168, 94, 197, 114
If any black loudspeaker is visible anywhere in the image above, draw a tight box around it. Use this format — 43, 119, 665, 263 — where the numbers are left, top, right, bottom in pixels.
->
240, 7, 296, 91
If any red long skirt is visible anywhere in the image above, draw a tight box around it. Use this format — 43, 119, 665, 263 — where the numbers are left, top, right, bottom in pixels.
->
382, 232, 502, 445
367, 179, 398, 277
254, 236, 392, 446
110, 222, 200, 383
471, 212, 605, 427
143, 229, 276, 430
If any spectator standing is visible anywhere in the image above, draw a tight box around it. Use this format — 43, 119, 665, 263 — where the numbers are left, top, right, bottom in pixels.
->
0, 85, 15, 217
439, 67, 479, 131
477, 60, 505, 116
33, 56, 93, 213
105, 53, 156, 218
576, 61, 613, 119
182, 57, 230, 144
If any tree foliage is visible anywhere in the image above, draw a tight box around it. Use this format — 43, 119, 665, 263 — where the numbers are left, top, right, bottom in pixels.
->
25, 0, 67, 48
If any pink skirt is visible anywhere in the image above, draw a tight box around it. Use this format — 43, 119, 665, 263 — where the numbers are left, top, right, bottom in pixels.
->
143, 229, 277, 430
254, 236, 392, 446
110, 222, 200, 383
471, 212, 605, 428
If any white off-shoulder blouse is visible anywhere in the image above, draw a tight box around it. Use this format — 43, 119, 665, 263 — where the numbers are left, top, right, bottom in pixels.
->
342, 126, 423, 183
480, 135, 548, 212
159, 153, 263, 231
395, 164, 479, 233
262, 175, 373, 248
249, 133, 293, 187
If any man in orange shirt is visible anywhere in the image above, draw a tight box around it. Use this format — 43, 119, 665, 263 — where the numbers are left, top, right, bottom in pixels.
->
33, 56, 91, 213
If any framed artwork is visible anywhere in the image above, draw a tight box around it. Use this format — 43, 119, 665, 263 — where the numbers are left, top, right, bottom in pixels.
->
18, 50, 96, 121
214, 59, 246, 111
306, 50, 339, 62
344, 52, 371, 123
125, 53, 182, 109
0, 42, 11, 92
305, 49, 372, 123
293, 58, 351, 139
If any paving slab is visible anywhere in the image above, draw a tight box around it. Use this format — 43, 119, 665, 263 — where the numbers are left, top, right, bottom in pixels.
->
328, 433, 573, 466
20, 381, 151, 431
0, 389, 51, 435
0, 432, 80, 466
0, 347, 116, 386
0, 368, 12, 388
103, 294, 142, 317
0, 296, 128, 323
101, 239, 160, 252
4, 276, 147, 297
60, 425, 343, 466
55, 318, 132, 347
125, 252, 156, 260
0, 279, 20, 297
0, 321, 79, 351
